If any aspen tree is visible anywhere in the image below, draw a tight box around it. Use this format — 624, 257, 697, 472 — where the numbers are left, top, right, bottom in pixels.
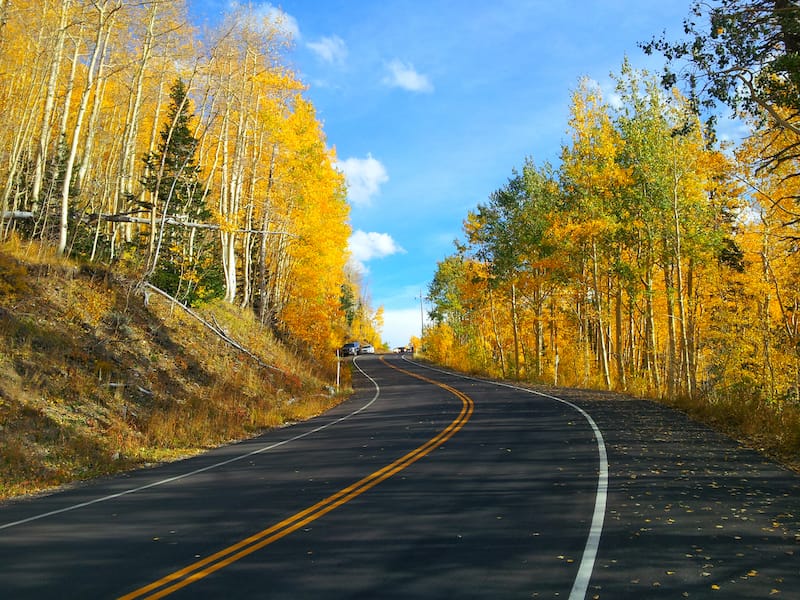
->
737, 127, 800, 403
0, 2, 38, 230
56, 1, 123, 255
31, 0, 71, 215
614, 69, 672, 394
202, 5, 293, 304
114, 0, 191, 229
273, 97, 349, 350
561, 79, 629, 389
612, 64, 740, 397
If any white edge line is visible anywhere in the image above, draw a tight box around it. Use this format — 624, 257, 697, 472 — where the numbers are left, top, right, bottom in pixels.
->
0, 358, 382, 531
401, 357, 607, 600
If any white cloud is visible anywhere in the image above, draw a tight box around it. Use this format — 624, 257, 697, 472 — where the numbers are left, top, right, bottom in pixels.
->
307, 35, 347, 65
236, 2, 299, 39
383, 59, 434, 93
337, 154, 389, 206
347, 230, 405, 274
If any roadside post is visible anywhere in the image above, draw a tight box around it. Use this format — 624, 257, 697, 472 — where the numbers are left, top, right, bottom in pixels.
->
336, 349, 340, 389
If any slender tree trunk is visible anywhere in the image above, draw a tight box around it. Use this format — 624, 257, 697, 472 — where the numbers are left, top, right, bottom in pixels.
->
224, 109, 247, 303
615, 275, 627, 390
686, 258, 698, 397
511, 281, 521, 380
627, 288, 637, 382
591, 240, 612, 389
1, 34, 48, 235
644, 260, 661, 395
761, 224, 776, 397
32, 0, 70, 213
117, 0, 158, 218
240, 203, 254, 309
488, 286, 506, 378
217, 102, 234, 301
239, 162, 256, 309
671, 181, 692, 397
550, 294, 559, 386
59, 4, 116, 255
58, 33, 80, 153
663, 258, 678, 400
534, 283, 544, 379
146, 77, 168, 261
259, 144, 277, 323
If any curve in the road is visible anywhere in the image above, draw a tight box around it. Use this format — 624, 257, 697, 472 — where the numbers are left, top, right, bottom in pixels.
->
0, 366, 384, 533
118, 356, 475, 599
400, 356, 608, 600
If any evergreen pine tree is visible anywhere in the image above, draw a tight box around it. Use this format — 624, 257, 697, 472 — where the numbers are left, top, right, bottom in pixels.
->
142, 78, 205, 221
141, 78, 221, 304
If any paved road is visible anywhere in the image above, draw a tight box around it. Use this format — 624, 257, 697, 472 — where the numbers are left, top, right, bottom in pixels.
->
0, 354, 797, 598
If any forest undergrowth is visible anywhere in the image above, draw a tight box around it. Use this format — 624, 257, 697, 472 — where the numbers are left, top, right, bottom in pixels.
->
663, 389, 800, 474
424, 357, 800, 475
0, 240, 350, 501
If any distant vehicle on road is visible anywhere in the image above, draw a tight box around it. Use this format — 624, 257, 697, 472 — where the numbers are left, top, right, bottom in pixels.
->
359, 344, 375, 354
340, 342, 360, 356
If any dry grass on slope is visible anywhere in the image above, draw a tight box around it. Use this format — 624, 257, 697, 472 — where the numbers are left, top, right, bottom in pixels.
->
0, 241, 349, 501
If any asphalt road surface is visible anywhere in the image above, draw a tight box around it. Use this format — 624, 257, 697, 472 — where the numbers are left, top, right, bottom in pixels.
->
0, 354, 798, 599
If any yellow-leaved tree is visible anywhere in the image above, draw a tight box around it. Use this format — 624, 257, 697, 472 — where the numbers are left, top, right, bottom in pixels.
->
560, 77, 632, 389
0, 0, 355, 361
272, 97, 350, 353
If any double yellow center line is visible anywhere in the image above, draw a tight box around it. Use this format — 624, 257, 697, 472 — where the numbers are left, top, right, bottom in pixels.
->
120, 358, 474, 599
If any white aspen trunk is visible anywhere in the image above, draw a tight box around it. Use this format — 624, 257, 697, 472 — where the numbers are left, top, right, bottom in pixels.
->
32, 0, 71, 212
90, 130, 121, 261
144, 66, 197, 275
258, 144, 277, 322
550, 296, 559, 386
58, 33, 81, 151
240, 220, 253, 308
663, 258, 678, 400
145, 76, 167, 259
240, 122, 262, 310
644, 260, 661, 395
58, 3, 117, 255
224, 71, 252, 304
117, 0, 158, 213
218, 101, 236, 302
671, 176, 692, 397
76, 53, 110, 194
271, 227, 292, 314
221, 230, 237, 302
760, 219, 776, 397
511, 281, 520, 380
615, 272, 627, 390
591, 240, 612, 389
534, 283, 544, 378
217, 72, 233, 295
488, 287, 506, 378
1, 77, 44, 231
239, 134, 256, 309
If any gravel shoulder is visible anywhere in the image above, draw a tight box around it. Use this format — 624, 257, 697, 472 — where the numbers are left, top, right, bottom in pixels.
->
552, 387, 800, 599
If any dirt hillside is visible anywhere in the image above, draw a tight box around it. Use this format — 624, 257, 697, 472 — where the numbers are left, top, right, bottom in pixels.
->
0, 245, 348, 501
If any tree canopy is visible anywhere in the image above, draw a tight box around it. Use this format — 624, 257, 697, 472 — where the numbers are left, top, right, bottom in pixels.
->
0, 0, 381, 359
643, 0, 800, 168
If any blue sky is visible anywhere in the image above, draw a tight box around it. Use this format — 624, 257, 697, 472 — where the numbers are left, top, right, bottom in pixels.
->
188, 1, 702, 347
